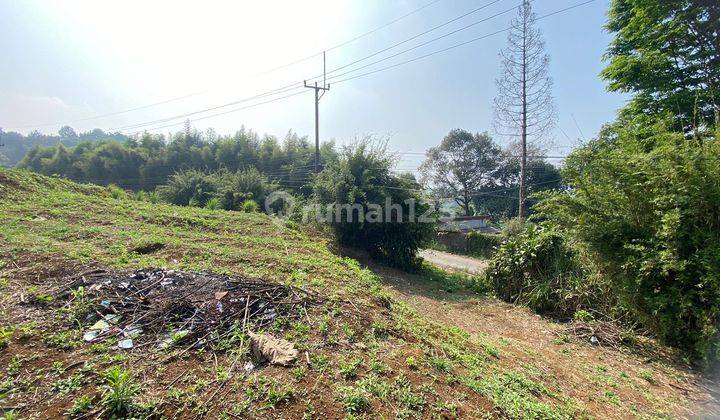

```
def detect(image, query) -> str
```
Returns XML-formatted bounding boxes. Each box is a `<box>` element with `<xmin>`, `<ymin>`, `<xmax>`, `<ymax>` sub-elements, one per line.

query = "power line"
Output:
<box><xmin>5</xmin><ymin>0</ymin><xmax>445</xmax><ymax>131</ymax></box>
<box><xmin>126</xmin><ymin>0</ymin><xmax>596</xmax><ymax>133</ymax></box>
<box><xmin>114</xmin><ymin>0</ymin><xmax>517</xmax><ymax>134</ymax></box>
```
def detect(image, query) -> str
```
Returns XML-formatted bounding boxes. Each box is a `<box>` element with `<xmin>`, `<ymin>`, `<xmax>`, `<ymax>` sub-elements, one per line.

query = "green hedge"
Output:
<box><xmin>466</xmin><ymin>232</ymin><xmax>502</xmax><ymax>258</ymax></box>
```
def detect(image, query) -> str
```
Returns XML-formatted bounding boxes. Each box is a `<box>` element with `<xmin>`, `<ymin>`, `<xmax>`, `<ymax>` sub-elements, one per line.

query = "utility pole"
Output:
<box><xmin>304</xmin><ymin>51</ymin><xmax>330</xmax><ymax>173</ymax></box>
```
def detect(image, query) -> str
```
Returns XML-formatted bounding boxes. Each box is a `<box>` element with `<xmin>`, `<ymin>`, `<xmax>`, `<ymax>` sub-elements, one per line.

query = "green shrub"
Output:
<box><xmin>217</xmin><ymin>168</ymin><xmax>275</xmax><ymax>211</ymax></box>
<box><xmin>205</xmin><ymin>197</ymin><xmax>220</xmax><ymax>210</ymax></box>
<box><xmin>101</xmin><ymin>366</ymin><xmax>138</xmax><ymax>416</ymax></box>
<box><xmin>501</xmin><ymin>217</ymin><xmax>525</xmax><ymax>238</ymax></box>
<box><xmin>313</xmin><ymin>140</ymin><xmax>435</xmax><ymax>268</ymax></box>
<box><xmin>534</xmin><ymin>120</ymin><xmax>720</xmax><ymax>364</ymax></box>
<box><xmin>486</xmin><ymin>224</ymin><xmax>594</xmax><ymax>318</ymax></box>
<box><xmin>158</xmin><ymin>170</ymin><xmax>218</xmax><ymax>207</ymax></box>
<box><xmin>107</xmin><ymin>184</ymin><xmax>127</xmax><ymax>200</ymax></box>
<box><xmin>466</xmin><ymin>232</ymin><xmax>501</xmax><ymax>258</ymax></box>
<box><xmin>241</xmin><ymin>199</ymin><xmax>259</xmax><ymax>213</ymax></box>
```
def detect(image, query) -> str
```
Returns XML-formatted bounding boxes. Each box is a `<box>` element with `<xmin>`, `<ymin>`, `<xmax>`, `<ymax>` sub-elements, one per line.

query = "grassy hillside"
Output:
<box><xmin>0</xmin><ymin>169</ymin><xmax>706</xmax><ymax>418</ymax></box>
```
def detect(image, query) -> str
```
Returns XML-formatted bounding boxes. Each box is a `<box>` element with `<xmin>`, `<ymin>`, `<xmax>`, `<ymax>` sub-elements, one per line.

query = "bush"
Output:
<box><xmin>313</xmin><ymin>140</ymin><xmax>435</xmax><ymax>268</ymax></box>
<box><xmin>107</xmin><ymin>184</ymin><xmax>127</xmax><ymax>200</ymax></box>
<box><xmin>486</xmin><ymin>224</ymin><xmax>594</xmax><ymax>318</ymax></box>
<box><xmin>156</xmin><ymin>168</ymin><xmax>275</xmax><ymax>212</ymax></box>
<box><xmin>466</xmin><ymin>232</ymin><xmax>501</xmax><ymax>258</ymax></box>
<box><xmin>217</xmin><ymin>168</ymin><xmax>275</xmax><ymax>211</ymax></box>
<box><xmin>205</xmin><ymin>197</ymin><xmax>220</xmax><ymax>210</ymax></box>
<box><xmin>158</xmin><ymin>170</ymin><xmax>218</xmax><ymax>207</ymax></box>
<box><xmin>534</xmin><ymin>120</ymin><xmax>720</xmax><ymax>364</ymax></box>
<box><xmin>241</xmin><ymin>199</ymin><xmax>259</xmax><ymax>213</ymax></box>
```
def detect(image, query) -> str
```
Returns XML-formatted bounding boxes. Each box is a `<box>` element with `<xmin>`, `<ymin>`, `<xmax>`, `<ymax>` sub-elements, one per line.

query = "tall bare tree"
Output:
<box><xmin>494</xmin><ymin>0</ymin><xmax>556</xmax><ymax>219</ymax></box>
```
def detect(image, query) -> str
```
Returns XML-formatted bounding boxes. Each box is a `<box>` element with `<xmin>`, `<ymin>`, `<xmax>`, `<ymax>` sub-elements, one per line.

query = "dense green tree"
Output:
<box><xmin>602</xmin><ymin>0</ymin><xmax>720</xmax><ymax>130</ymax></box>
<box><xmin>474</xmin><ymin>158</ymin><xmax>561</xmax><ymax>220</ymax></box>
<box><xmin>420</xmin><ymin>129</ymin><xmax>502</xmax><ymax>216</ymax></box>
<box><xmin>314</xmin><ymin>140</ymin><xmax>435</xmax><ymax>268</ymax></box>
<box><xmin>16</xmin><ymin>125</ymin><xmax>337</xmax><ymax>192</ymax></box>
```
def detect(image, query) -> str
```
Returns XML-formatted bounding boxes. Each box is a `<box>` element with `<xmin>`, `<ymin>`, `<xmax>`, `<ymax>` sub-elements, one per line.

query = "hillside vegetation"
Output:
<box><xmin>0</xmin><ymin>169</ymin><xmax>714</xmax><ymax>418</ymax></box>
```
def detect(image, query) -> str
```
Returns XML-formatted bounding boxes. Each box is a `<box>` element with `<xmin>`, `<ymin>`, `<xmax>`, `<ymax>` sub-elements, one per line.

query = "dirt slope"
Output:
<box><xmin>0</xmin><ymin>168</ymin><xmax>716</xmax><ymax>419</ymax></box>
<box><xmin>370</xmin><ymin>261</ymin><xmax>720</xmax><ymax>419</ymax></box>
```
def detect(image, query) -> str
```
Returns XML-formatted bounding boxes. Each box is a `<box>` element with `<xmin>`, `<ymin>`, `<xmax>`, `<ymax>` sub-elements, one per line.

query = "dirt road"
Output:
<box><xmin>418</xmin><ymin>249</ymin><xmax>488</xmax><ymax>274</ymax></box>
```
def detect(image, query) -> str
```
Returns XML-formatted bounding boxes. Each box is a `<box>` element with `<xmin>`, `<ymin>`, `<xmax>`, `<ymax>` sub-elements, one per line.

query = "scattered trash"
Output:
<box><xmin>118</xmin><ymin>338</ymin><xmax>134</xmax><ymax>349</ymax></box>
<box><xmin>248</xmin><ymin>332</ymin><xmax>298</xmax><ymax>366</ymax></box>
<box><xmin>123</xmin><ymin>325</ymin><xmax>142</xmax><ymax>338</ymax></box>
<box><xmin>83</xmin><ymin>330</ymin><xmax>99</xmax><ymax>342</ymax></box>
<box><xmin>53</xmin><ymin>268</ymin><xmax>321</xmax><ymax>353</ymax></box>
<box><xmin>243</xmin><ymin>361</ymin><xmax>255</xmax><ymax>372</ymax></box>
<box><xmin>590</xmin><ymin>336</ymin><xmax>599</xmax><ymax>345</ymax></box>
<box><xmin>89</xmin><ymin>320</ymin><xmax>109</xmax><ymax>331</ymax></box>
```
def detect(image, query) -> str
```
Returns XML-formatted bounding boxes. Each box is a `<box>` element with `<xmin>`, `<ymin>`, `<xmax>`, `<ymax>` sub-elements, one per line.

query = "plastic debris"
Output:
<box><xmin>53</xmin><ymin>268</ymin><xmax>320</xmax><ymax>354</ymax></box>
<box><xmin>123</xmin><ymin>325</ymin><xmax>143</xmax><ymax>338</ymax></box>
<box><xmin>83</xmin><ymin>330</ymin><xmax>99</xmax><ymax>342</ymax></box>
<box><xmin>243</xmin><ymin>361</ymin><xmax>255</xmax><ymax>373</ymax></box>
<box><xmin>118</xmin><ymin>338</ymin><xmax>134</xmax><ymax>349</ymax></box>
<box><xmin>89</xmin><ymin>320</ymin><xmax>109</xmax><ymax>331</ymax></box>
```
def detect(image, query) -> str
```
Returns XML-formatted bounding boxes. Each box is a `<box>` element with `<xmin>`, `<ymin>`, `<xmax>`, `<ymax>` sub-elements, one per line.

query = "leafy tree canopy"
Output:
<box><xmin>602</xmin><ymin>0</ymin><xmax>720</xmax><ymax>130</ymax></box>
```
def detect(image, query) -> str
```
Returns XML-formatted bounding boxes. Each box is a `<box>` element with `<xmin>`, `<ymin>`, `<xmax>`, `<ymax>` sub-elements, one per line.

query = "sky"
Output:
<box><xmin>0</xmin><ymin>0</ymin><xmax>626</xmax><ymax>171</ymax></box>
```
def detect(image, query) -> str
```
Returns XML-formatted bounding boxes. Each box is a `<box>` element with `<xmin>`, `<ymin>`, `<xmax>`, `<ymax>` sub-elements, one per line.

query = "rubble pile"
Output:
<box><xmin>56</xmin><ymin>268</ymin><xmax>319</xmax><ymax>351</ymax></box>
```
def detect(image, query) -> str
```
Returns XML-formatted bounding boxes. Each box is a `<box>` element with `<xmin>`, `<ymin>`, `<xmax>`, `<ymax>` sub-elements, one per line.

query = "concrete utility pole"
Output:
<box><xmin>304</xmin><ymin>51</ymin><xmax>330</xmax><ymax>173</ymax></box>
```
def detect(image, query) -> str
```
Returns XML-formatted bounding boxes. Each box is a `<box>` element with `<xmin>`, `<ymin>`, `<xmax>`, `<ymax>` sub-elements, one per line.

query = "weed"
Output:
<box><xmin>51</xmin><ymin>360</ymin><xmax>65</xmax><ymax>375</ymax></box>
<box><xmin>573</xmin><ymin>310</ymin><xmax>594</xmax><ymax>322</ymax></box>
<box><xmin>639</xmin><ymin>369</ymin><xmax>656</xmax><ymax>384</ymax></box>
<box><xmin>67</xmin><ymin>394</ymin><xmax>94</xmax><ymax>416</ymax></box>
<box><xmin>391</xmin><ymin>374</ymin><xmax>425</xmax><ymax>411</ymax></box>
<box><xmin>0</xmin><ymin>327</ymin><xmax>14</xmax><ymax>349</ymax></box>
<box><xmin>553</xmin><ymin>334</ymin><xmax>571</xmax><ymax>345</ymax></box>
<box><xmin>291</xmin><ymin>366</ymin><xmax>307</xmax><ymax>380</ymax></box>
<box><xmin>2</xmin><ymin>410</ymin><xmax>18</xmax><ymax>420</ymax></box>
<box><xmin>310</xmin><ymin>353</ymin><xmax>330</xmax><ymax>372</ymax></box>
<box><xmin>62</xmin><ymin>287</ymin><xmax>94</xmax><ymax>327</ymax></box>
<box><xmin>341</xmin><ymin>323</ymin><xmax>356</xmax><ymax>342</ymax></box>
<box><xmin>17</xmin><ymin>322</ymin><xmax>39</xmax><ymax>340</ymax></box>
<box><xmin>426</xmin><ymin>355</ymin><xmax>453</xmax><ymax>373</ymax></box>
<box><xmin>339</xmin><ymin>357</ymin><xmax>363</xmax><ymax>380</ymax></box>
<box><xmin>44</xmin><ymin>330</ymin><xmax>81</xmax><ymax>350</ymax></box>
<box><xmin>107</xmin><ymin>184</ymin><xmax>127</xmax><ymax>200</ymax></box>
<box><xmin>603</xmin><ymin>390</ymin><xmax>621</xmax><ymax>406</ymax></box>
<box><xmin>53</xmin><ymin>372</ymin><xmax>85</xmax><ymax>395</ymax></box>
<box><xmin>7</xmin><ymin>355</ymin><xmax>22</xmax><ymax>376</ymax></box>
<box><xmin>101</xmin><ymin>366</ymin><xmax>139</xmax><ymax>416</ymax></box>
<box><xmin>405</xmin><ymin>356</ymin><xmax>419</xmax><ymax>370</ymax></box>
<box><xmin>26</xmin><ymin>285</ymin><xmax>53</xmax><ymax>304</ymax></box>
<box><xmin>369</xmin><ymin>357</ymin><xmax>389</xmax><ymax>375</ymax></box>
<box><xmin>205</xmin><ymin>197</ymin><xmax>220</xmax><ymax>210</ymax></box>
<box><xmin>337</xmin><ymin>386</ymin><xmax>371</xmax><ymax>414</ymax></box>
<box><xmin>371</xmin><ymin>320</ymin><xmax>390</xmax><ymax>339</ymax></box>
<box><xmin>358</xmin><ymin>374</ymin><xmax>390</xmax><ymax>399</ymax></box>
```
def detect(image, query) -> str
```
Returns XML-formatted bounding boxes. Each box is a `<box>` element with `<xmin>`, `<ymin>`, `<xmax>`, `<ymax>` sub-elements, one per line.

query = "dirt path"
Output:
<box><xmin>418</xmin><ymin>249</ymin><xmax>488</xmax><ymax>274</ymax></box>
<box><xmin>369</xmin><ymin>262</ymin><xmax>719</xmax><ymax>419</ymax></box>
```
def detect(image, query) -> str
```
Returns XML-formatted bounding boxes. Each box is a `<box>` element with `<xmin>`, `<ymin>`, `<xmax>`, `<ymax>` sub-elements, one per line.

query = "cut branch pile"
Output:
<box><xmin>561</xmin><ymin>320</ymin><xmax>626</xmax><ymax>349</ymax></box>
<box><xmin>55</xmin><ymin>268</ymin><xmax>320</xmax><ymax>351</ymax></box>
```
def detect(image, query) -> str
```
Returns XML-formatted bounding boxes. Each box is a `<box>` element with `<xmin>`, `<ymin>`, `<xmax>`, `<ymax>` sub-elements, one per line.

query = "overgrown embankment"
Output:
<box><xmin>0</xmin><ymin>169</ymin><xmax>712</xmax><ymax>418</ymax></box>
